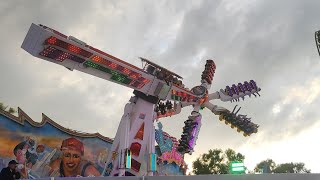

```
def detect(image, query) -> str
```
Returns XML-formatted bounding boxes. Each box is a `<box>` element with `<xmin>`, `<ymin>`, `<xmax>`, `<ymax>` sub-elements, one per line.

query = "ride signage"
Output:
<box><xmin>230</xmin><ymin>161</ymin><xmax>245</xmax><ymax>174</ymax></box>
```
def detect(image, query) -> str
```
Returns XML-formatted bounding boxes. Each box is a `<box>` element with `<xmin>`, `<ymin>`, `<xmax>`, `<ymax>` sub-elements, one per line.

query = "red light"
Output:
<box><xmin>92</xmin><ymin>55</ymin><xmax>103</xmax><ymax>62</ymax></box>
<box><xmin>68</xmin><ymin>44</ymin><xmax>81</xmax><ymax>54</ymax></box>
<box><xmin>44</xmin><ymin>36</ymin><xmax>93</xmax><ymax>58</ymax></box>
<box><xmin>39</xmin><ymin>46</ymin><xmax>85</xmax><ymax>63</ymax></box>
<box><xmin>130</xmin><ymin>142</ymin><xmax>141</xmax><ymax>157</ymax></box>
<box><xmin>122</xmin><ymin>68</ymin><xmax>131</xmax><ymax>75</ymax></box>
<box><xmin>142</xmin><ymin>78</ymin><xmax>150</xmax><ymax>84</ymax></box>
<box><xmin>91</xmin><ymin>55</ymin><xmax>112</xmax><ymax>66</ymax></box>
<box><xmin>130</xmin><ymin>74</ymin><xmax>138</xmax><ymax>79</ymax></box>
<box><xmin>47</xmin><ymin>37</ymin><xmax>57</xmax><ymax>44</ymax></box>
<box><xmin>182</xmin><ymin>92</ymin><xmax>187</xmax><ymax>98</ymax></box>
<box><xmin>134</xmin><ymin>123</ymin><xmax>144</xmax><ymax>140</ymax></box>
<box><xmin>129</xmin><ymin>72</ymin><xmax>141</xmax><ymax>79</ymax></box>
<box><xmin>56</xmin><ymin>52</ymin><xmax>71</xmax><ymax>61</ymax></box>
<box><xmin>108</xmin><ymin>62</ymin><xmax>118</xmax><ymax>69</ymax></box>
<box><xmin>138</xmin><ymin>77</ymin><xmax>150</xmax><ymax>84</ymax></box>
<box><xmin>39</xmin><ymin>47</ymin><xmax>70</xmax><ymax>62</ymax></box>
<box><xmin>137</xmin><ymin>83</ymin><xmax>145</xmax><ymax>89</ymax></box>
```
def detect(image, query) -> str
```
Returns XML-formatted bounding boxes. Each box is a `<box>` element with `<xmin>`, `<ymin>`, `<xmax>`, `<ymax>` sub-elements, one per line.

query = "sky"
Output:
<box><xmin>1</xmin><ymin>0</ymin><xmax>320</xmax><ymax>174</ymax></box>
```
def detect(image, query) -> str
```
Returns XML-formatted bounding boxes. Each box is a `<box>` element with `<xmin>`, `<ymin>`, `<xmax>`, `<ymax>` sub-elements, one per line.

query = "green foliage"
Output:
<box><xmin>255</xmin><ymin>159</ymin><xmax>276</xmax><ymax>173</ymax></box>
<box><xmin>193</xmin><ymin>152</ymin><xmax>311</xmax><ymax>175</ymax></box>
<box><xmin>0</xmin><ymin>102</ymin><xmax>8</xmax><ymax>111</ymax></box>
<box><xmin>255</xmin><ymin>159</ymin><xmax>311</xmax><ymax>174</ymax></box>
<box><xmin>225</xmin><ymin>149</ymin><xmax>245</xmax><ymax>163</ymax></box>
<box><xmin>273</xmin><ymin>162</ymin><xmax>311</xmax><ymax>173</ymax></box>
<box><xmin>0</xmin><ymin>102</ymin><xmax>17</xmax><ymax>114</ymax></box>
<box><xmin>8</xmin><ymin>107</ymin><xmax>17</xmax><ymax>114</ymax></box>
<box><xmin>192</xmin><ymin>148</ymin><xmax>245</xmax><ymax>175</ymax></box>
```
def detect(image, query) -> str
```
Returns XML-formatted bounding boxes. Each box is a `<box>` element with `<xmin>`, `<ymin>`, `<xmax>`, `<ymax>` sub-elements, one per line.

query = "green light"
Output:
<box><xmin>171</xmin><ymin>95</ymin><xmax>182</xmax><ymax>101</ymax></box>
<box><xmin>171</xmin><ymin>95</ymin><xmax>175</xmax><ymax>99</ymax></box>
<box><xmin>149</xmin><ymin>153</ymin><xmax>157</xmax><ymax>172</ymax></box>
<box><xmin>231</xmin><ymin>162</ymin><xmax>244</xmax><ymax>168</ymax></box>
<box><xmin>84</xmin><ymin>61</ymin><xmax>100</xmax><ymax>69</ymax></box>
<box><xmin>126</xmin><ymin>150</ymin><xmax>131</xmax><ymax>169</ymax></box>
<box><xmin>84</xmin><ymin>61</ymin><xmax>132</xmax><ymax>84</ymax></box>
<box><xmin>230</xmin><ymin>161</ymin><xmax>245</xmax><ymax>174</ymax></box>
<box><xmin>111</xmin><ymin>70</ymin><xmax>120</xmax><ymax>76</ymax></box>
<box><xmin>232</xmin><ymin>167</ymin><xmax>245</xmax><ymax>171</ymax></box>
<box><xmin>111</xmin><ymin>74</ymin><xmax>125</xmax><ymax>82</ymax></box>
<box><xmin>110</xmin><ymin>70</ymin><xmax>132</xmax><ymax>84</ymax></box>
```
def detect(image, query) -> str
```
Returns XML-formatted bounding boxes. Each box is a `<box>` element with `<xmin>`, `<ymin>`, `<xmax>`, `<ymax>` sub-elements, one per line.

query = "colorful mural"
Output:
<box><xmin>0</xmin><ymin>108</ymin><xmax>186</xmax><ymax>178</ymax></box>
<box><xmin>155</xmin><ymin>122</ymin><xmax>188</xmax><ymax>176</ymax></box>
<box><xmin>0</xmin><ymin>108</ymin><xmax>112</xmax><ymax>178</ymax></box>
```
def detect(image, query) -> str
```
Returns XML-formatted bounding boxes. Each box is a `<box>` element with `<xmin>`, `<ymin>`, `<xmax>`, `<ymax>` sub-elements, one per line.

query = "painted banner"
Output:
<box><xmin>0</xmin><ymin>109</ymin><xmax>112</xmax><ymax>179</ymax></box>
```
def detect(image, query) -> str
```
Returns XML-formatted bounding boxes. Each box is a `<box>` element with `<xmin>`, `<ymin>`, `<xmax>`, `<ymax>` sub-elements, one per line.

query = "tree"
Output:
<box><xmin>254</xmin><ymin>160</ymin><xmax>311</xmax><ymax>174</ymax></box>
<box><xmin>225</xmin><ymin>148</ymin><xmax>245</xmax><ymax>163</ymax></box>
<box><xmin>255</xmin><ymin>159</ymin><xmax>276</xmax><ymax>173</ymax></box>
<box><xmin>8</xmin><ymin>107</ymin><xmax>17</xmax><ymax>114</ymax></box>
<box><xmin>0</xmin><ymin>102</ymin><xmax>17</xmax><ymax>114</ymax></box>
<box><xmin>273</xmin><ymin>163</ymin><xmax>311</xmax><ymax>173</ymax></box>
<box><xmin>192</xmin><ymin>148</ymin><xmax>245</xmax><ymax>175</ymax></box>
<box><xmin>0</xmin><ymin>102</ymin><xmax>8</xmax><ymax>111</ymax></box>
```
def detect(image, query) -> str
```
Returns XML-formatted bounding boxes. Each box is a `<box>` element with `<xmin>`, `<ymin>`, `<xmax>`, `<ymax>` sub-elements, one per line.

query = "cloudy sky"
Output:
<box><xmin>1</xmin><ymin>0</ymin><xmax>320</xmax><ymax>173</ymax></box>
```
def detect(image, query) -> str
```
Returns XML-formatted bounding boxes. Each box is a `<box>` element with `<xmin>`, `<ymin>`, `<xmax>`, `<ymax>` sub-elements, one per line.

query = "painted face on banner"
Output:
<box><xmin>16</xmin><ymin>149</ymin><xmax>27</xmax><ymax>164</ymax></box>
<box><xmin>36</xmin><ymin>145</ymin><xmax>45</xmax><ymax>153</ymax></box>
<box><xmin>62</xmin><ymin>149</ymin><xmax>82</xmax><ymax>173</ymax></box>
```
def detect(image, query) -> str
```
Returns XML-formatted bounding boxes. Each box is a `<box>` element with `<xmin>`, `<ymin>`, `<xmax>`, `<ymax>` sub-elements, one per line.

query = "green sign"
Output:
<box><xmin>230</xmin><ymin>161</ymin><xmax>245</xmax><ymax>174</ymax></box>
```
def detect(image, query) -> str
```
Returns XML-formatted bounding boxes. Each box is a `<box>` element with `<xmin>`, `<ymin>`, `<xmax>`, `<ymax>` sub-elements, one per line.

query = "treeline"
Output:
<box><xmin>192</xmin><ymin>148</ymin><xmax>310</xmax><ymax>175</ymax></box>
<box><xmin>0</xmin><ymin>102</ymin><xmax>17</xmax><ymax>114</ymax></box>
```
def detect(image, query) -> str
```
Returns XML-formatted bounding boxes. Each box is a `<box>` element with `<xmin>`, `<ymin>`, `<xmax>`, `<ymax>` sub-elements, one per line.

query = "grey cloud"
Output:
<box><xmin>1</xmin><ymin>0</ymin><xmax>320</xmax><ymax>172</ymax></box>
<box><xmin>155</xmin><ymin>0</ymin><xmax>320</xmax><ymax>145</ymax></box>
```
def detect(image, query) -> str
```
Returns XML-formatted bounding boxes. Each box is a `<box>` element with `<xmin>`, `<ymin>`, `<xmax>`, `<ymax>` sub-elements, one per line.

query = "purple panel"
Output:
<box><xmin>250</xmin><ymin>80</ymin><xmax>258</xmax><ymax>90</ymax></box>
<box><xmin>232</xmin><ymin>84</ymin><xmax>239</xmax><ymax>95</ymax></box>
<box><xmin>237</xmin><ymin>83</ymin><xmax>244</xmax><ymax>92</ymax></box>
<box><xmin>226</xmin><ymin>86</ymin><xmax>233</xmax><ymax>96</ymax></box>
<box><xmin>244</xmin><ymin>81</ymin><xmax>252</xmax><ymax>91</ymax></box>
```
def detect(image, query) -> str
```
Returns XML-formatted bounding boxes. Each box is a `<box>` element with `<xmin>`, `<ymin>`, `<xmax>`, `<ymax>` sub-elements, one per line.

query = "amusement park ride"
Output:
<box><xmin>21</xmin><ymin>23</ymin><xmax>261</xmax><ymax>177</ymax></box>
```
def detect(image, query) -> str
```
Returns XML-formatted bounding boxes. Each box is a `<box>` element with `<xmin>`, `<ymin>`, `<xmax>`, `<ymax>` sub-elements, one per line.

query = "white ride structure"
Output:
<box><xmin>21</xmin><ymin>23</ymin><xmax>261</xmax><ymax>177</ymax></box>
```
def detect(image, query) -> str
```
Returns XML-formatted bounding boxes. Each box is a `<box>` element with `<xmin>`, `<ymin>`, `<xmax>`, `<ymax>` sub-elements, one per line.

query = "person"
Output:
<box><xmin>13</xmin><ymin>141</ymin><xmax>38</xmax><ymax>178</ymax></box>
<box><xmin>36</xmin><ymin>144</ymin><xmax>47</xmax><ymax>161</ymax></box>
<box><xmin>49</xmin><ymin>137</ymin><xmax>101</xmax><ymax>177</ymax></box>
<box><xmin>0</xmin><ymin>160</ymin><xmax>21</xmax><ymax>180</ymax></box>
